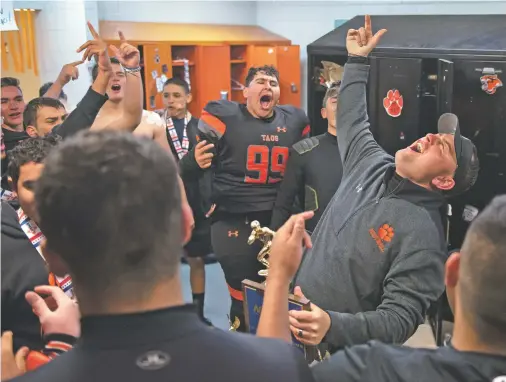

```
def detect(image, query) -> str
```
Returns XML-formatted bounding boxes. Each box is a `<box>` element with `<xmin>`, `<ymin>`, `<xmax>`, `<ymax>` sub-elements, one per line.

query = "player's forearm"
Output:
<box><xmin>257</xmin><ymin>273</ymin><xmax>292</xmax><ymax>343</ymax></box>
<box><xmin>42</xmin><ymin>80</ymin><xmax>65</xmax><ymax>100</ymax></box>
<box><xmin>91</xmin><ymin>69</ymin><xmax>111</xmax><ymax>96</ymax></box>
<box><xmin>51</xmin><ymin>87</ymin><xmax>108</xmax><ymax>138</ymax></box>
<box><xmin>119</xmin><ymin>71</ymin><xmax>143</xmax><ymax>131</ymax></box>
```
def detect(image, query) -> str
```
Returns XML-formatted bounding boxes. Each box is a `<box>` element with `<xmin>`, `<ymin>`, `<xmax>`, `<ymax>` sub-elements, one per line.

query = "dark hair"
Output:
<box><xmin>23</xmin><ymin>97</ymin><xmax>65</xmax><ymax>128</ymax></box>
<box><xmin>460</xmin><ymin>195</ymin><xmax>506</xmax><ymax>347</ymax></box>
<box><xmin>163</xmin><ymin>77</ymin><xmax>190</xmax><ymax>94</ymax></box>
<box><xmin>245</xmin><ymin>65</ymin><xmax>280</xmax><ymax>87</ymax></box>
<box><xmin>322</xmin><ymin>83</ymin><xmax>340</xmax><ymax>107</ymax></box>
<box><xmin>1</xmin><ymin>77</ymin><xmax>22</xmax><ymax>92</ymax></box>
<box><xmin>7</xmin><ymin>135</ymin><xmax>61</xmax><ymax>187</ymax></box>
<box><xmin>35</xmin><ymin>131</ymin><xmax>182</xmax><ymax>300</ymax></box>
<box><xmin>39</xmin><ymin>82</ymin><xmax>67</xmax><ymax>100</ymax></box>
<box><xmin>91</xmin><ymin>57</ymin><xmax>121</xmax><ymax>81</ymax></box>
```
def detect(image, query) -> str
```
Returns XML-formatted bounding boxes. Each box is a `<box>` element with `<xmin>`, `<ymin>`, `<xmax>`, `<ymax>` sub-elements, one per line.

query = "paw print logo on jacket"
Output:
<box><xmin>369</xmin><ymin>224</ymin><xmax>395</xmax><ymax>252</ymax></box>
<box><xmin>383</xmin><ymin>89</ymin><xmax>403</xmax><ymax>118</ymax></box>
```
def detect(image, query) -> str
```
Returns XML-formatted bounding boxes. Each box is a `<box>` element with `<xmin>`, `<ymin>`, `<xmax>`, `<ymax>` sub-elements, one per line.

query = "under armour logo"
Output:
<box><xmin>136</xmin><ymin>351</ymin><xmax>170</xmax><ymax>371</ymax></box>
<box><xmin>228</xmin><ymin>230</ymin><xmax>239</xmax><ymax>237</ymax></box>
<box><xmin>277</xmin><ymin>127</ymin><xmax>287</xmax><ymax>133</ymax></box>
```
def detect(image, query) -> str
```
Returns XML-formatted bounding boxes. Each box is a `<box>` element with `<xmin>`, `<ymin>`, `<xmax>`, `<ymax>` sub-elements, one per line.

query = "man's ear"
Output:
<box><xmin>321</xmin><ymin>108</ymin><xmax>327</xmax><ymax>120</ymax></box>
<box><xmin>431</xmin><ymin>176</ymin><xmax>455</xmax><ymax>191</ymax></box>
<box><xmin>25</xmin><ymin>125</ymin><xmax>38</xmax><ymax>138</ymax></box>
<box><xmin>242</xmin><ymin>86</ymin><xmax>249</xmax><ymax>99</ymax></box>
<box><xmin>7</xmin><ymin>176</ymin><xmax>17</xmax><ymax>194</ymax></box>
<box><xmin>41</xmin><ymin>240</ymin><xmax>69</xmax><ymax>278</ymax></box>
<box><xmin>445</xmin><ymin>250</ymin><xmax>461</xmax><ymax>315</ymax></box>
<box><xmin>186</xmin><ymin>93</ymin><xmax>193</xmax><ymax>104</ymax></box>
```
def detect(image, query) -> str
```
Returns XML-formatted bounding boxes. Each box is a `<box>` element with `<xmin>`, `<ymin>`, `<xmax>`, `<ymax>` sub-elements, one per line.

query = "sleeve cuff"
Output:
<box><xmin>79</xmin><ymin>86</ymin><xmax>108</xmax><ymax>113</ymax></box>
<box><xmin>347</xmin><ymin>56</ymin><xmax>369</xmax><ymax>65</ymax></box>
<box><xmin>43</xmin><ymin>333</ymin><xmax>78</xmax><ymax>347</ymax></box>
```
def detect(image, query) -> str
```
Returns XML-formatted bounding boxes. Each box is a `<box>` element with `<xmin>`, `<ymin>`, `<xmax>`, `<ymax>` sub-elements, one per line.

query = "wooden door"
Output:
<box><xmin>276</xmin><ymin>45</ymin><xmax>301</xmax><ymax>107</ymax></box>
<box><xmin>247</xmin><ymin>46</ymin><xmax>277</xmax><ymax>68</ymax></box>
<box><xmin>194</xmin><ymin>45</ymin><xmax>231</xmax><ymax>115</ymax></box>
<box><xmin>142</xmin><ymin>43</ymin><xmax>172</xmax><ymax>111</ymax></box>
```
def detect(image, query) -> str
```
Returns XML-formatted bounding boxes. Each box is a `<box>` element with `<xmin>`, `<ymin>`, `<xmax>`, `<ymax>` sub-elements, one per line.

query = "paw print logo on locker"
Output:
<box><xmin>383</xmin><ymin>89</ymin><xmax>404</xmax><ymax>118</ymax></box>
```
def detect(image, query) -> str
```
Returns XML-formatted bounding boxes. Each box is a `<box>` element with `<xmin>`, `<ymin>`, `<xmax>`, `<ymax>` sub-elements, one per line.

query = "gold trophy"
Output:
<box><xmin>240</xmin><ymin>221</ymin><xmax>316</xmax><ymax>361</ymax></box>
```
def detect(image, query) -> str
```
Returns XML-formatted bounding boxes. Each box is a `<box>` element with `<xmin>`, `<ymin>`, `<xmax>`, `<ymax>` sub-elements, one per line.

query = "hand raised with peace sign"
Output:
<box><xmin>110</xmin><ymin>31</ymin><xmax>140</xmax><ymax>69</ymax></box>
<box><xmin>346</xmin><ymin>15</ymin><xmax>387</xmax><ymax>57</ymax></box>
<box><xmin>76</xmin><ymin>21</ymin><xmax>112</xmax><ymax>74</ymax></box>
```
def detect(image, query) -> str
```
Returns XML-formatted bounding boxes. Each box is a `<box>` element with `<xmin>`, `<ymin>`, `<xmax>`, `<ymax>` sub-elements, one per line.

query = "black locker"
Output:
<box><xmin>307</xmin><ymin>15</ymin><xmax>506</xmax><ymax>250</ymax></box>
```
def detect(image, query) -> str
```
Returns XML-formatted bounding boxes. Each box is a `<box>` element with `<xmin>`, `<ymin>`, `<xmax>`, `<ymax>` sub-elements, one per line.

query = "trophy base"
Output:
<box><xmin>241</xmin><ymin>279</ymin><xmax>319</xmax><ymax>362</ymax></box>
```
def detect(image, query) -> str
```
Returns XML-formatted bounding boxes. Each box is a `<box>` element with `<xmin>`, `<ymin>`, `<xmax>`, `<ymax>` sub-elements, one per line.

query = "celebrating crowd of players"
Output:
<box><xmin>1</xmin><ymin>15</ymin><xmax>505</xmax><ymax>382</ymax></box>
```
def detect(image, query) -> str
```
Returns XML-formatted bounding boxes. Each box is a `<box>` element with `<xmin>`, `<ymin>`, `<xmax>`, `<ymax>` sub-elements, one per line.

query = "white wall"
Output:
<box><xmin>98</xmin><ymin>1</ymin><xmax>257</xmax><ymax>25</ymax></box>
<box><xmin>256</xmin><ymin>0</ymin><xmax>506</xmax><ymax>110</ymax></box>
<box><xmin>12</xmin><ymin>0</ymin><xmax>95</xmax><ymax>106</ymax></box>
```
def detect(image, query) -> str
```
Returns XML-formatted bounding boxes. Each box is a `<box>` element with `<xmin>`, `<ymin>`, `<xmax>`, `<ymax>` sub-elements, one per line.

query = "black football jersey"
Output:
<box><xmin>198</xmin><ymin>100</ymin><xmax>310</xmax><ymax>214</ymax></box>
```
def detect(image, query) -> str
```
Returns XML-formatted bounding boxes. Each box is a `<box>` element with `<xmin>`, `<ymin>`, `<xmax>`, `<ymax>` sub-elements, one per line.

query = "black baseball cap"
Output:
<box><xmin>437</xmin><ymin>113</ymin><xmax>479</xmax><ymax>196</ymax></box>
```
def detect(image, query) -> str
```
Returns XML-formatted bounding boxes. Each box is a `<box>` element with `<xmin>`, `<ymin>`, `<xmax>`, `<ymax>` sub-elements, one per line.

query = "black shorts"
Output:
<box><xmin>184</xmin><ymin>218</ymin><xmax>212</xmax><ymax>258</ymax></box>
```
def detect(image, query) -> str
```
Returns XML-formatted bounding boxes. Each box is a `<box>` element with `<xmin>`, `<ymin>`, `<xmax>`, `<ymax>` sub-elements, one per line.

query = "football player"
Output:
<box><xmin>180</xmin><ymin>65</ymin><xmax>310</xmax><ymax>331</ymax></box>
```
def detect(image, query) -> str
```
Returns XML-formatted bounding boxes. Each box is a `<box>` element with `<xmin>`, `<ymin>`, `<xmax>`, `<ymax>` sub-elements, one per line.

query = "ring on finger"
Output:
<box><xmin>298</xmin><ymin>329</ymin><xmax>303</xmax><ymax>338</ymax></box>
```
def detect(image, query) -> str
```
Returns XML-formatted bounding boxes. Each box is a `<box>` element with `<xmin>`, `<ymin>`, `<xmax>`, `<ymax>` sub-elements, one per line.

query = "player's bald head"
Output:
<box><xmin>459</xmin><ymin>195</ymin><xmax>506</xmax><ymax>346</ymax></box>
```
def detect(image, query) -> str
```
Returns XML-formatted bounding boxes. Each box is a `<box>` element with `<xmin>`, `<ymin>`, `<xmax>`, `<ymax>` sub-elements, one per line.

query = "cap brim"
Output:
<box><xmin>438</xmin><ymin>113</ymin><xmax>462</xmax><ymax>165</ymax></box>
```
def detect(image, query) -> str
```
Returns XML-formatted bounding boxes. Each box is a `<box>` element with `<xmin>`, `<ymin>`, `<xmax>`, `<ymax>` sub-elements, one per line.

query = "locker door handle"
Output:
<box><xmin>291</xmin><ymin>83</ymin><xmax>298</xmax><ymax>93</ymax></box>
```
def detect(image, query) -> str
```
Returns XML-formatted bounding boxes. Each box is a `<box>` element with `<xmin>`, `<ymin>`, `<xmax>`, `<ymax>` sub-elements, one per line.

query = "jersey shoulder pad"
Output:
<box><xmin>293</xmin><ymin>137</ymin><xmax>319</xmax><ymax>155</ymax></box>
<box><xmin>204</xmin><ymin>100</ymin><xmax>240</xmax><ymax>119</ymax></box>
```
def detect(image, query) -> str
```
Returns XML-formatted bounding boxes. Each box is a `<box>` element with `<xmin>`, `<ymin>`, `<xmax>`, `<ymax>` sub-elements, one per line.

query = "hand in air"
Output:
<box><xmin>194</xmin><ymin>140</ymin><xmax>214</xmax><ymax>169</ymax></box>
<box><xmin>56</xmin><ymin>60</ymin><xmax>83</xmax><ymax>86</ymax></box>
<box><xmin>289</xmin><ymin>287</ymin><xmax>331</xmax><ymax>346</ymax></box>
<box><xmin>269</xmin><ymin>211</ymin><xmax>313</xmax><ymax>281</ymax></box>
<box><xmin>77</xmin><ymin>22</ymin><xmax>111</xmax><ymax>74</ymax></box>
<box><xmin>1</xmin><ymin>331</ymin><xmax>29</xmax><ymax>381</ymax></box>
<box><xmin>346</xmin><ymin>15</ymin><xmax>387</xmax><ymax>57</ymax></box>
<box><xmin>25</xmin><ymin>286</ymin><xmax>81</xmax><ymax>338</ymax></box>
<box><xmin>110</xmin><ymin>31</ymin><xmax>140</xmax><ymax>69</ymax></box>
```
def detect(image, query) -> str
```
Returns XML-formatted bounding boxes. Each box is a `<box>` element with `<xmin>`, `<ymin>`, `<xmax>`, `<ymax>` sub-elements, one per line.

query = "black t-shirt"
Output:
<box><xmin>1</xmin><ymin>201</ymin><xmax>48</xmax><ymax>352</ymax></box>
<box><xmin>15</xmin><ymin>304</ymin><xmax>314</xmax><ymax>382</ymax></box>
<box><xmin>271</xmin><ymin>132</ymin><xmax>343</xmax><ymax>232</ymax></box>
<box><xmin>311</xmin><ymin>341</ymin><xmax>506</xmax><ymax>382</ymax></box>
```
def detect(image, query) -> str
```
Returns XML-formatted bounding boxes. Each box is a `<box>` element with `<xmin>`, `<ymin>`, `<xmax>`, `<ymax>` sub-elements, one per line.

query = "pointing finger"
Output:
<box><xmin>1</xmin><ymin>331</ymin><xmax>14</xmax><ymax>354</ymax></box>
<box><xmin>371</xmin><ymin>29</ymin><xmax>388</xmax><ymax>45</ymax></box>
<box><xmin>118</xmin><ymin>30</ymin><xmax>126</xmax><ymax>42</ymax></box>
<box><xmin>76</xmin><ymin>40</ymin><xmax>92</xmax><ymax>53</ymax></box>
<box><xmin>69</xmin><ymin>60</ymin><xmax>84</xmax><ymax>67</ymax></box>
<box><xmin>87</xmin><ymin>21</ymin><xmax>99</xmax><ymax>39</ymax></box>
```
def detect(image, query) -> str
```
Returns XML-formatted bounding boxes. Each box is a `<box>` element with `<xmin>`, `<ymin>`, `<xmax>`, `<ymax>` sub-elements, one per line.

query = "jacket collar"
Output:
<box><xmin>383</xmin><ymin>166</ymin><xmax>446</xmax><ymax>212</ymax></box>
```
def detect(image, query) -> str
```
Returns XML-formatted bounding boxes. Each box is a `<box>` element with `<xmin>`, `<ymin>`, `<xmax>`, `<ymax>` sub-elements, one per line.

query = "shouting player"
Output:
<box><xmin>180</xmin><ymin>65</ymin><xmax>310</xmax><ymax>331</ymax></box>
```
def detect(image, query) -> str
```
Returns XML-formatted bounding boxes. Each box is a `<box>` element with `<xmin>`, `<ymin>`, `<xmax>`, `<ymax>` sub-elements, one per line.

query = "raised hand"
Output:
<box><xmin>346</xmin><ymin>15</ymin><xmax>387</xmax><ymax>57</ymax></box>
<box><xmin>25</xmin><ymin>286</ymin><xmax>81</xmax><ymax>338</ymax></box>
<box><xmin>76</xmin><ymin>21</ymin><xmax>112</xmax><ymax>74</ymax></box>
<box><xmin>269</xmin><ymin>211</ymin><xmax>314</xmax><ymax>281</ymax></box>
<box><xmin>56</xmin><ymin>60</ymin><xmax>83</xmax><ymax>86</ymax></box>
<box><xmin>110</xmin><ymin>31</ymin><xmax>140</xmax><ymax>69</ymax></box>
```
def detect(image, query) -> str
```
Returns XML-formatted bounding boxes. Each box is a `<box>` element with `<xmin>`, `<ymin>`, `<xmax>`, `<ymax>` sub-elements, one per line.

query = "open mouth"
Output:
<box><xmin>9</xmin><ymin>112</ymin><xmax>21</xmax><ymax>119</ymax></box>
<box><xmin>111</xmin><ymin>84</ymin><xmax>121</xmax><ymax>92</ymax></box>
<box><xmin>260</xmin><ymin>94</ymin><xmax>272</xmax><ymax>109</ymax></box>
<box><xmin>409</xmin><ymin>140</ymin><xmax>425</xmax><ymax>154</ymax></box>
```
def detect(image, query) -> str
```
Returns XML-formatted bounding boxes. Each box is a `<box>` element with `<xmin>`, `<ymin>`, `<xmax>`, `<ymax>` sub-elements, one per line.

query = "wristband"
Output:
<box><xmin>124</xmin><ymin>66</ymin><xmax>142</xmax><ymax>74</ymax></box>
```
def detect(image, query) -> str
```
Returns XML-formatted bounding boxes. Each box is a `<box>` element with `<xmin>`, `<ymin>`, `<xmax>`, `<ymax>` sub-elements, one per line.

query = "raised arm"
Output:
<box><xmin>337</xmin><ymin>16</ymin><xmax>387</xmax><ymax>169</ymax></box>
<box><xmin>42</xmin><ymin>61</ymin><xmax>83</xmax><ymax>101</ymax></box>
<box><xmin>101</xmin><ymin>31</ymin><xmax>143</xmax><ymax>132</ymax></box>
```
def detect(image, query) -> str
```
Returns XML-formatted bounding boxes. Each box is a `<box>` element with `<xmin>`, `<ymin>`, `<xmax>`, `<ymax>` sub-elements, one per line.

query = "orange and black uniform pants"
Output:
<box><xmin>210</xmin><ymin>211</ymin><xmax>272</xmax><ymax>332</ymax></box>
